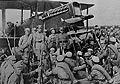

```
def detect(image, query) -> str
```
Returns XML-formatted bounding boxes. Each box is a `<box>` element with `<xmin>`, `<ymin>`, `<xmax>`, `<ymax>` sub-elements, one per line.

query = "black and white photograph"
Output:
<box><xmin>0</xmin><ymin>0</ymin><xmax>120</xmax><ymax>84</ymax></box>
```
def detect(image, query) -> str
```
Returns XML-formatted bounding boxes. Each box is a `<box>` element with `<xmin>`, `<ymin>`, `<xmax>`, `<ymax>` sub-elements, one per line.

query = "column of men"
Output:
<box><xmin>2</xmin><ymin>25</ymin><xmax>120</xmax><ymax>84</ymax></box>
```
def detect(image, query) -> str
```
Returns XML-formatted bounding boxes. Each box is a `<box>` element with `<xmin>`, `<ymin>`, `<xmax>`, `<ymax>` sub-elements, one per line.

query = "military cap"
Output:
<box><xmin>65</xmin><ymin>52</ymin><xmax>72</xmax><ymax>57</ymax></box>
<box><xmin>88</xmin><ymin>48</ymin><xmax>93</xmax><ymax>52</ymax></box>
<box><xmin>57</xmin><ymin>55</ymin><xmax>64</xmax><ymax>61</ymax></box>
<box><xmin>50</xmin><ymin>48</ymin><xmax>55</xmax><ymax>51</ymax></box>
<box><xmin>25</xmin><ymin>28</ymin><xmax>30</xmax><ymax>31</ymax></box>
<box><xmin>77</xmin><ymin>51</ymin><xmax>82</xmax><ymax>56</ymax></box>
<box><xmin>44</xmin><ymin>29</ymin><xmax>47</xmax><ymax>32</ymax></box>
<box><xmin>110</xmin><ymin>37</ymin><xmax>116</xmax><ymax>42</ymax></box>
<box><xmin>59</xmin><ymin>27</ymin><xmax>64</xmax><ymax>31</ymax></box>
<box><xmin>50</xmin><ymin>28</ymin><xmax>54</xmax><ymax>31</ymax></box>
<box><xmin>37</xmin><ymin>25</ymin><xmax>42</xmax><ymax>29</ymax></box>
<box><xmin>91</xmin><ymin>56</ymin><xmax>100</xmax><ymax>63</ymax></box>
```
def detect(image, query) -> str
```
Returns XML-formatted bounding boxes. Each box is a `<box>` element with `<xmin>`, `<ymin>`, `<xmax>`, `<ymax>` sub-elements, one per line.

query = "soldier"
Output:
<box><xmin>88</xmin><ymin>56</ymin><xmax>111</xmax><ymax>84</ymax></box>
<box><xmin>55</xmin><ymin>27</ymin><xmax>69</xmax><ymax>56</ymax></box>
<box><xmin>73</xmin><ymin>51</ymin><xmax>87</xmax><ymax>79</ymax></box>
<box><xmin>56</xmin><ymin>27</ymin><xmax>69</xmax><ymax>48</ymax></box>
<box><xmin>13</xmin><ymin>51</ymin><xmax>38</xmax><ymax>84</ymax></box>
<box><xmin>33</xmin><ymin>25</ymin><xmax>45</xmax><ymax>61</ymax></box>
<box><xmin>48</xmin><ymin>28</ymin><xmax>57</xmax><ymax>49</ymax></box>
<box><xmin>45</xmin><ymin>55</ymin><xmax>79</xmax><ymax>84</ymax></box>
<box><xmin>109</xmin><ymin>66</ymin><xmax>120</xmax><ymax>84</ymax></box>
<box><xmin>1</xmin><ymin>47</ymin><xmax>23</xmax><ymax>84</ymax></box>
<box><xmin>28</xmin><ymin>27</ymin><xmax>37</xmax><ymax>44</ymax></box>
<box><xmin>19</xmin><ymin>27</ymin><xmax>37</xmax><ymax>50</ymax></box>
<box><xmin>18</xmin><ymin>28</ymin><xmax>30</xmax><ymax>49</ymax></box>
<box><xmin>49</xmin><ymin>48</ymin><xmax>56</xmax><ymax>65</ymax></box>
<box><xmin>1</xmin><ymin>56</ymin><xmax>17</xmax><ymax>84</ymax></box>
<box><xmin>94</xmin><ymin>25</ymin><xmax>101</xmax><ymax>39</ymax></box>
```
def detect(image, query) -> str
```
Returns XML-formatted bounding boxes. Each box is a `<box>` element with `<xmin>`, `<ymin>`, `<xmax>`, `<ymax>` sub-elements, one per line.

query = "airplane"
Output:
<box><xmin>0</xmin><ymin>0</ymin><xmax>94</xmax><ymax>55</ymax></box>
<box><xmin>0</xmin><ymin>0</ymin><xmax>69</xmax><ymax>52</ymax></box>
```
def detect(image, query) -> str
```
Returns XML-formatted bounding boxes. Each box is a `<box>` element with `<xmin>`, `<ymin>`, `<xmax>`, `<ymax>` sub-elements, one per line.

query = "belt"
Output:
<box><xmin>36</xmin><ymin>40</ymin><xmax>42</xmax><ymax>43</ymax></box>
<box><xmin>58</xmin><ymin>78</ymin><xmax>71</xmax><ymax>81</ymax></box>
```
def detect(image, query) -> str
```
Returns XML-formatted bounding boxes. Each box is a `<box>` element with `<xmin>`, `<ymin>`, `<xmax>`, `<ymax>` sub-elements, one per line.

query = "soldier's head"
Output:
<box><xmin>12</xmin><ymin>47</ymin><xmax>23</xmax><ymax>61</ymax></box>
<box><xmin>88</xmin><ymin>48</ymin><xmax>93</xmax><ymax>54</ymax></box>
<box><xmin>57</xmin><ymin>55</ymin><xmax>64</xmax><ymax>62</ymax></box>
<box><xmin>94</xmin><ymin>25</ymin><xmax>100</xmax><ymax>31</ymax></box>
<box><xmin>100</xmin><ymin>36</ymin><xmax>106</xmax><ymax>47</ymax></box>
<box><xmin>37</xmin><ymin>25</ymin><xmax>42</xmax><ymax>32</ymax></box>
<box><xmin>59</xmin><ymin>40</ymin><xmax>68</xmax><ymax>48</ymax></box>
<box><xmin>91</xmin><ymin>56</ymin><xmax>100</xmax><ymax>64</ymax></box>
<box><xmin>77</xmin><ymin>51</ymin><xmax>82</xmax><ymax>57</ymax></box>
<box><xmin>7</xmin><ymin>22</ymin><xmax>12</xmax><ymax>27</ymax></box>
<box><xmin>50</xmin><ymin>47</ymin><xmax>55</xmax><ymax>54</ymax></box>
<box><xmin>24</xmin><ymin>28</ymin><xmax>30</xmax><ymax>35</ymax></box>
<box><xmin>50</xmin><ymin>28</ymin><xmax>55</xmax><ymax>34</ymax></box>
<box><xmin>22</xmin><ymin>51</ymin><xmax>29</xmax><ymax>64</ymax></box>
<box><xmin>32</xmin><ymin>27</ymin><xmax>37</xmax><ymax>34</ymax></box>
<box><xmin>65</xmin><ymin>52</ymin><xmax>72</xmax><ymax>58</ymax></box>
<box><xmin>59</xmin><ymin>27</ymin><xmax>64</xmax><ymax>33</ymax></box>
<box><xmin>110</xmin><ymin>37</ymin><xmax>116</xmax><ymax>45</ymax></box>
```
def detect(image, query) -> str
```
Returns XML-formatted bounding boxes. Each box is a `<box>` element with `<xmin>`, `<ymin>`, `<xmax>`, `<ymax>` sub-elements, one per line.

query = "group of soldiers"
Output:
<box><xmin>1</xmin><ymin>24</ymin><xmax>120</xmax><ymax>84</ymax></box>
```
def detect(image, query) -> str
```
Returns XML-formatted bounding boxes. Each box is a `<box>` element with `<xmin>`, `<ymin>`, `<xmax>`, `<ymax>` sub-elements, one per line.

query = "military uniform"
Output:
<box><xmin>73</xmin><ymin>57</ymin><xmax>87</xmax><ymax>79</ymax></box>
<box><xmin>1</xmin><ymin>56</ymin><xmax>21</xmax><ymax>84</ymax></box>
<box><xmin>48</xmin><ymin>34</ymin><xmax>57</xmax><ymax>49</ymax></box>
<box><xmin>56</xmin><ymin>33</ymin><xmax>69</xmax><ymax>48</ymax></box>
<box><xmin>49</xmin><ymin>62</ymin><xmax>76</xmax><ymax>84</ymax></box>
<box><xmin>18</xmin><ymin>35</ymin><xmax>29</xmax><ymax>48</ymax></box>
<box><xmin>33</xmin><ymin>31</ymin><xmax>45</xmax><ymax>61</ymax></box>
<box><xmin>91</xmin><ymin>64</ymin><xmax>111</xmax><ymax>84</ymax></box>
<box><xmin>18</xmin><ymin>28</ymin><xmax>30</xmax><ymax>49</ymax></box>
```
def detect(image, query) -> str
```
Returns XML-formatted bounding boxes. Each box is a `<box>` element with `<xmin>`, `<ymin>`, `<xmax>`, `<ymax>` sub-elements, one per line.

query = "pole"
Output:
<box><xmin>85</xmin><ymin>5</ymin><xmax>89</xmax><ymax>42</ymax></box>
<box><xmin>30</xmin><ymin>8</ymin><xmax>33</xmax><ymax>18</ymax></box>
<box><xmin>21</xmin><ymin>7</ymin><xmax>23</xmax><ymax>24</ymax></box>
<box><xmin>2</xmin><ymin>8</ymin><xmax>6</xmax><ymax>37</ymax></box>
<box><xmin>35</xmin><ymin>1</ymin><xmax>42</xmax><ymax>84</ymax></box>
<box><xmin>13</xmin><ymin>24</ymin><xmax>16</xmax><ymax>54</ymax></box>
<box><xmin>86</xmin><ymin>5</ymin><xmax>89</xmax><ymax>29</ymax></box>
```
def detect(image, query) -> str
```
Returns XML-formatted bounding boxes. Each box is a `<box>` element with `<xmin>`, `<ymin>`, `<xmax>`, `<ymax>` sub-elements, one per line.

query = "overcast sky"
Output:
<box><xmin>0</xmin><ymin>0</ymin><xmax>120</xmax><ymax>28</ymax></box>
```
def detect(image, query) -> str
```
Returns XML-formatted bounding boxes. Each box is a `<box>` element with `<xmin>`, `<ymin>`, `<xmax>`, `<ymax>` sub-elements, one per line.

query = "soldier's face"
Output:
<box><xmin>60</xmin><ymin>29</ymin><xmax>64</xmax><ymax>33</ymax></box>
<box><xmin>25</xmin><ymin>30</ymin><xmax>30</xmax><ymax>35</ymax></box>
<box><xmin>51</xmin><ymin>30</ymin><xmax>55</xmax><ymax>34</ymax></box>
<box><xmin>60</xmin><ymin>41</ymin><xmax>67</xmax><ymax>48</ymax></box>
<box><xmin>50</xmin><ymin>50</ymin><xmax>55</xmax><ymax>53</ymax></box>
<box><xmin>90</xmin><ymin>41</ymin><xmax>94</xmax><ymax>45</ymax></box>
<box><xmin>32</xmin><ymin>28</ymin><xmax>36</xmax><ymax>34</ymax></box>
<box><xmin>37</xmin><ymin>28</ymin><xmax>42</xmax><ymax>32</ymax></box>
<box><xmin>22</xmin><ymin>53</ymin><xmax>29</xmax><ymax>64</ymax></box>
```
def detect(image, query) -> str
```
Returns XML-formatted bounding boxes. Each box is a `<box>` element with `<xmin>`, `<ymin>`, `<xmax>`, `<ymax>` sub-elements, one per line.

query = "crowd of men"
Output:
<box><xmin>1</xmin><ymin>24</ymin><xmax>120</xmax><ymax>84</ymax></box>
